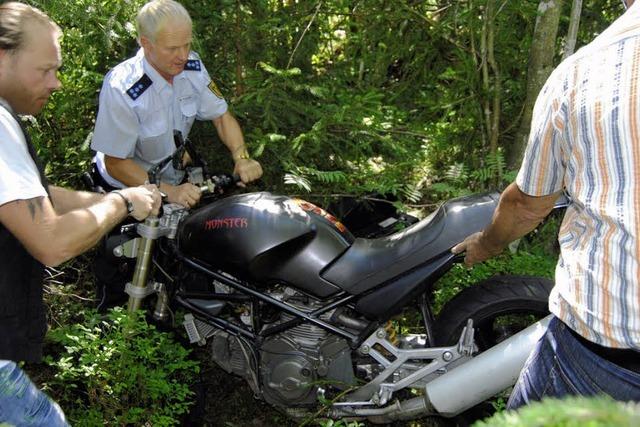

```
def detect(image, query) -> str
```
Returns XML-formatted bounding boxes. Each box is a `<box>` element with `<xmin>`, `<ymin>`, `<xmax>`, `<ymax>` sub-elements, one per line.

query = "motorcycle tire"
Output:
<box><xmin>431</xmin><ymin>275</ymin><xmax>553</xmax><ymax>426</ymax></box>
<box><xmin>433</xmin><ymin>275</ymin><xmax>554</xmax><ymax>349</ymax></box>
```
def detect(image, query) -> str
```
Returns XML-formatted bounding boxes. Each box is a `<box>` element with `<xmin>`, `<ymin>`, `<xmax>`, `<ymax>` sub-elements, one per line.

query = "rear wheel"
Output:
<box><xmin>432</xmin><ymin>275</ymin><xmax>553</xmax><ymax>425</ymax></box>
<box><xmin>434</xmin><ymin>275</ymin><xmax>553</xmax><ymax>348</ymax></box>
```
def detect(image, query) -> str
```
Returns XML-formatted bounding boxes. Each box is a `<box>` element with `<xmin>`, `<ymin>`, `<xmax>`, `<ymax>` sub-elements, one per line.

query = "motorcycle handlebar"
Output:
<box><xmin>198</xmin><ymin>173</ymin><xmax>240</xmax><ymax>195</ymax></box>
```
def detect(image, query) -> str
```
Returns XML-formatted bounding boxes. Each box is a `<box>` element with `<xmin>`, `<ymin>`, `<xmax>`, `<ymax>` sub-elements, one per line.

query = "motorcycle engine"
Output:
<box><xmin>259</xmin><ymin>313</ymin><xmax>355</xmax><ymax>407</ymax></box>
<box><xmin>210</xmin><ymin>286</ymin><xmax>356</xmax><ymax>408</ymax></box>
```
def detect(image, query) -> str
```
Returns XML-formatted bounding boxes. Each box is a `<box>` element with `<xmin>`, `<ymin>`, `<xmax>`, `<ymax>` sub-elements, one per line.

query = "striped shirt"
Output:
<box><xmin>516</xmin><ymin>4</ymin><xmax>640</xmax><ymax>349</ymax></box>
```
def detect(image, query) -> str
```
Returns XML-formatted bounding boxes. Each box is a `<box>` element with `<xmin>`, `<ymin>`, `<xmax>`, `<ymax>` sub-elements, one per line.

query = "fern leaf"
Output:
<box><xmin>284</xmin><ymin>173</ymin><xmax>312</xmax><ymax>192</ymax></box>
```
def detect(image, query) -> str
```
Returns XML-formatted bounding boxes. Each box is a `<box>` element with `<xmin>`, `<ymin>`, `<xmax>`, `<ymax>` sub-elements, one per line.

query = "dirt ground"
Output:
<box><xmin>184</xmin><ymin>346</ymin><xmax>295</xmax><ymax>427</ymax></box>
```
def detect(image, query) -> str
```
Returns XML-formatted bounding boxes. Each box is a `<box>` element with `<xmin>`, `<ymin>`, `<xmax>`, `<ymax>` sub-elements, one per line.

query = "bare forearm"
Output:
<box><xmin>452</xmin><ymin>183</ymin><xmax>561</xmax><ymax>266</ymax></box>
<box><xmin>213</xmin><ymin>112</ymin><xmax>246</xmax><ymax>158</ymax></box>
<box><xmin>0</xmin><ymin>194</ymin><xmax>128</xmax><ymax>266</ymax></box>
<box><xmin>482</xmin><ymin>183</ymin><xmax>557</xmax><ymax>251</ymax></box>
<box><xmin>1</xmin><ymin>185</ymin><xmax>159</xmax><ymax>267</ymax></box>
<box><xmin>213</xmin><ymin>111</ymin><xmax>263</xmax><ymax>184</ymax></box>
<box><xmin>49</xmin><ymin>185</ymin><xmax>104</xmax><ymax>214</ymax></box>
<box><xmin>105</xmin><ymin>156</ymin><xmax>149</xmax><ymax>187</ymax></box>
<box><xmin>47</xmin><ymin>193</ymin><xmax>128</xmax><ymax>264</ymax></box>
<box><xmin>50</xmin><ymin>185</ymin><xmax>160</xmax><ymax>264</ymax></box>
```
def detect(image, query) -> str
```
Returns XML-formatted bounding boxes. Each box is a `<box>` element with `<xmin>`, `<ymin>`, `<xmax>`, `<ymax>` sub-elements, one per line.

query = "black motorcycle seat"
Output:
<box><xmin>321</xmin><ymin>192</ymin><xmax>500</xmax><ymax>294</ymax></box>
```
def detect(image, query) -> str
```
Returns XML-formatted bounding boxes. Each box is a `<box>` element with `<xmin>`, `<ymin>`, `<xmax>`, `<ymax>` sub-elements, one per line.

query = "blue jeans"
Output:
<box><xmin>0</xmin><ymin>361</ymin><xmax>68</xmax><ymax>426</ymax></box>
<box><xmin>508</xmin><ymin>316</ymin><xmax>640</xmax><ymax>409</ymax></box>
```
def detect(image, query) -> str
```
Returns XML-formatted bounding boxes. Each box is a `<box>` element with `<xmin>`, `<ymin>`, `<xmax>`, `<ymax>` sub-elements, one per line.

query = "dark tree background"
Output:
<box><xmin>31</xmin><ymin>0</ymin><xmax>623</xmax><ymax>203</ymax></box>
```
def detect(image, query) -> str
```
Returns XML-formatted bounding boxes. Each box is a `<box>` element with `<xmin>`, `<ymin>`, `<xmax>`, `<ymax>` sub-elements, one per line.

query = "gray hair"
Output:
<box><xmin>136</xmin><ymin>0</ymin><xmax>192</xmax><ymax>42</ymax></box>
<box><xmin>0</xmin><ymin>2</ymin><xmax>60</xmax><ymax>52</ymax></box>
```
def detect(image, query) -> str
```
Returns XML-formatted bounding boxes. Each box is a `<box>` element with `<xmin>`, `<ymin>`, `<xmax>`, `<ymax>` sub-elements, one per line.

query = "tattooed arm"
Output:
<box><xmin>0</xmin><ymin>187</ymin><xmax>160</xmax><ymax>267</ymax></box>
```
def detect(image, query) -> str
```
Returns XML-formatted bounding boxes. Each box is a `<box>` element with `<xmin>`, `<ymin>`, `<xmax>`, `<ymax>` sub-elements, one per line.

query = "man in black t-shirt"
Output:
<box><xmin>0</xmin><ymin>3</ymin><xmax>161</xmax><ymax>425</ymax></box>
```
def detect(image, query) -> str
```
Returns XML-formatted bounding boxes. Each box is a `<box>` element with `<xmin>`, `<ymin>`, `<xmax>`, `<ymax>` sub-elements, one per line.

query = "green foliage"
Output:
<box><xmin>231</xmin><ymin>60</ymin><xmax>431</xmax><ymax>197</ymax></box>
<box><xmin>43</xmin><ymin>308</ymin><xmax>199</xmax><ymax>426</ymax></box>
<box><xmin>316</xmin><ymin>420</ymin><xmax>364</xmax><ymax>427</ymax></box>
<box><xmin>29</xmin><ymin>0</ymin><xmax>622</xmax><ymax>201</ymax></box>
<box><xmin>491</xmin><ymin>395</ymin><xmax>509</xmax><ymax>413</ymax></box>
<box><xmin>183</xmin><ymin>0</ymin><xmax>620</xmax><ymax>201</ymax></box>
<box><xmin>432</xmin><ymin>250</ymin><xmax>557</xmax><ymax>314</ymax></box>
<box><xmin>429</xmin><ymin>150</ymin><xmax>516</xmax><ymax>199</ymax></box>
<box><xmin>30</xmin><ymin>0</ymin><xmax>145</xmax><ymax>187</ymax></box>
<box><xmin>474</xmin><ymin>396</ymin><xmax>640</xmax><ymax>427</ymax></box>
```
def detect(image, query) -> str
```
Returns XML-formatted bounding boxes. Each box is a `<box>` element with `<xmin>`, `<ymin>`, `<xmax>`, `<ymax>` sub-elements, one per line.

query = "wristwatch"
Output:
<box><xmin>112</xmin><ymin>190</ymin><xmax>134</xmax><ymax>215</ymax></box>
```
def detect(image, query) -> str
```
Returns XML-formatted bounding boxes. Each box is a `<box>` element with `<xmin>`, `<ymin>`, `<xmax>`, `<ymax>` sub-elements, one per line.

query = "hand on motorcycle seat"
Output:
<box><xmin>159</xmin><ymin>182</ymin><xmax>202</xmax><ymax>209</ymax></box>
<box><xmin>452</xmin><ymin>231</ymin><xmax>504</xmax><ymax>268</ymax></box>
<box><xmin>233</xmin><ymin>158</ymin><xmax>263</xmax><ymax>187</ymax></box>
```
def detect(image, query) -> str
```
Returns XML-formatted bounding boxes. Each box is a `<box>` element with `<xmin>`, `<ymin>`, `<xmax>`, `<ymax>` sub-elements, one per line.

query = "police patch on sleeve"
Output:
<box><xmin>184</xmin><ymin>59</ymin><xmax>202</xmax><ymax>71</ymax></box>
<box><xmin>208</xmin><ymin>80</ymin><xmax>224</xmax><ymax>99</ymax></box>
<box><xmin>126</xmin><ymin>74</ymin><xmax>152</xmax><ymax>100</ymax></box>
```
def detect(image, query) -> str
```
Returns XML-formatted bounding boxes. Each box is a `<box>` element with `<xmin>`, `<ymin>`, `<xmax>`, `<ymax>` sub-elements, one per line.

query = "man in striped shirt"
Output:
<box><xmin>453</xmin><ymin>0</ymin><xmax>640</xmax><ymax>409</ymax></box>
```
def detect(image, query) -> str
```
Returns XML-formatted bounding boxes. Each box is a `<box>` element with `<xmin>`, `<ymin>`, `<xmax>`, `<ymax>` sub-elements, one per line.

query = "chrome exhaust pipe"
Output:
<box><xmin>424</xmin><ymin>315</ymin><xmax>551</xmax><ymax>417</ymax></box>
<box><xmin>329</xmin><ymin>395</ymin><xmax>435</xmax><ymax>422</ymax></box>
<box><xmin>332</xmin><ymin>315</ymin><xmax>551</xmax><ymax>423</ymax></box>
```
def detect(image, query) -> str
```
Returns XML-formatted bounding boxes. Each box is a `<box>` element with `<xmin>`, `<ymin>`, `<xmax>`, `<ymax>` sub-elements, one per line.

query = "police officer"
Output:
<box><xmin>91</xmin><ymin>0</ymin><xmax>262</xmax><ymax>208</ymax></box>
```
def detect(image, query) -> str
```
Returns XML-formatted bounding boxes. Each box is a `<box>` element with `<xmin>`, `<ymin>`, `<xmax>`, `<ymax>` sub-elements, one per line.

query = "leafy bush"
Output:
<box><xmin>226</xmin><ymin>62</ymin><xmax>431</xmax><ymax>199</ymax></box>
<box><xmin>474</xmin><ymin>396</ymin><xmax>640</xmax><ymax>427</ymax></box>
<box><xmin>43</xmin><ymin>308</ymin><xmax>199</xmax><ymax>426</ymax></box>
<box><xmin>30</xmin><ymin>0</ymin><xmax>145</xmax><ymax>187</ymax></box>
<box><xmin>433</xmin><ymin>250</ymin><xmax>557</xmax><ymax>314</ymax></box>
<box><xmin>30</xmin><ymin>0</ymin><xmax>623</xmax><ymax>201</ymax></box>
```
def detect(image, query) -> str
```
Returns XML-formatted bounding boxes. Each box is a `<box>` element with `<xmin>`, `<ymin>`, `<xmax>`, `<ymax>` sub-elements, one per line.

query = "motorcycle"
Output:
<box><xmin>107</xmin><ymin>140</ymin><xmax>561</xmax><ymax>424</ymax></box>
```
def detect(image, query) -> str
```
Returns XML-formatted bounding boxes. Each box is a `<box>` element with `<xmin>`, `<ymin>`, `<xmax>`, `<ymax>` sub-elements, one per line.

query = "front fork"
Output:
<box><xmin>124</xmin><ymin>172</ymin><xmax>218</xmax><ymax>314</ymax></box>
<box><xmin>126</xmin><ymin>216</ymin><xmax>166</xmax><ymax>315</ymax></box>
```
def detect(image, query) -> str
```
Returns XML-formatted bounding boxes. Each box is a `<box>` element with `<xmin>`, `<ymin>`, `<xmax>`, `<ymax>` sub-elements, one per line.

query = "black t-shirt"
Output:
<box><xmin>0</xmin><ymin>100</ymin><xmax>50</xmax><ymax>363</ymax></box>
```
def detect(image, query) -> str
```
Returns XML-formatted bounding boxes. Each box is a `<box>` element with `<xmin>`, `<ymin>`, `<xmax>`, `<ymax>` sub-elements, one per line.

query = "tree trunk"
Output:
<box><xmin>563</xmin><ymin>0</ymin><xmax>583</xmax><ymax>60</ymax></box>
<box><xmin>480</xmin><ymin>0</ymin><xmax>501</xmax><ymax>160</ymax></box>
<box><xmin>234</xmin><ymin>0</ymin><xmax>245</xmax><ymax>96</ymax></box>
<box><xmin>509</xmin><ymin>0</ymin><xmax>565</xmax><ymax>168</ymax></box>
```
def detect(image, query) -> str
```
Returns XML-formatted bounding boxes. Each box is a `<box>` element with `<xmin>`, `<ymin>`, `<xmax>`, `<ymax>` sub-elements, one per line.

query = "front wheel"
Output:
<box><xmin>433</xmin><ymin>275</ymin><xmax>553</xmax><ymax>348</ymax></box>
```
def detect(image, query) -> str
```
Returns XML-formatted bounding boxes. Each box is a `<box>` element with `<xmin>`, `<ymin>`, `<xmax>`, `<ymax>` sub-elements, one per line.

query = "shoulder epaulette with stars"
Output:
<box><xmin>126</xmin><ymin>74</ymin><xmax>152</xmax><ymax>100</ymax></box>
<box><xmin>184</xmin><ymin>59</ymin><xmax>201</xmax><ymax>71</ymax></box>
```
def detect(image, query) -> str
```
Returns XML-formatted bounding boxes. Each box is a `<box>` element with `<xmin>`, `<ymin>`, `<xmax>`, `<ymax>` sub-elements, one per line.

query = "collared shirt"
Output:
<box><xmin>517</xmin><ymin>4</ymin><xmax>640</xmax><ymax>349</ymax></box>
<box><xmin>91</xmin><ymin>49</ymin><xmax>228</xmax><ymax>187</ymax></box>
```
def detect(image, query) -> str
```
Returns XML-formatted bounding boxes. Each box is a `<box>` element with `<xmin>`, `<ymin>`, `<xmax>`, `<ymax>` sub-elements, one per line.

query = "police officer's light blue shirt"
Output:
<box><xmin>91</xmin><ymin>49</ymin><xmax>228</xmax><ymax>187</ymax></box>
